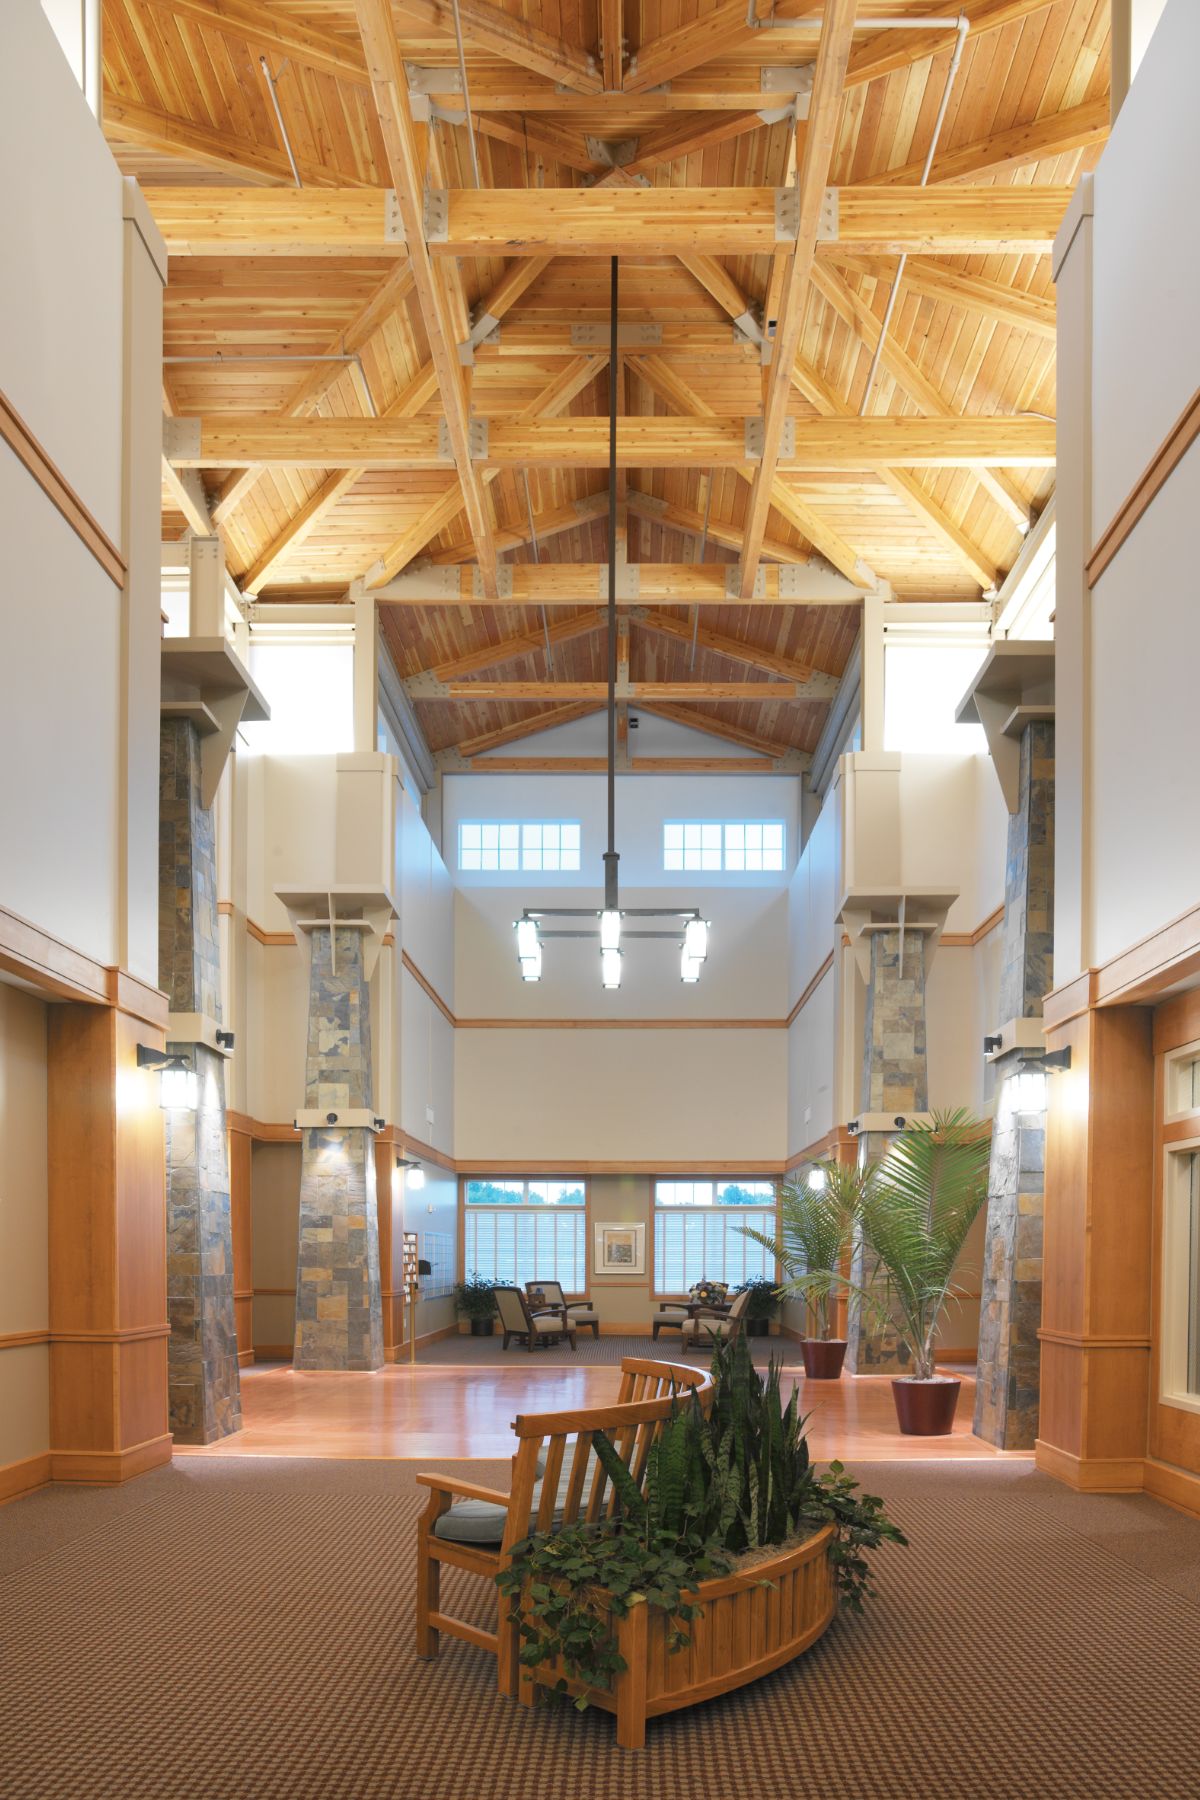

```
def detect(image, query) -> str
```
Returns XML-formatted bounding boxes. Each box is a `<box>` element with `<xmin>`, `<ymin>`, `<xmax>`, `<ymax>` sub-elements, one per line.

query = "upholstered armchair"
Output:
<box><xmin>679</xmin><ymin>1284</ymin><xmax>751</xmax><ymax>1351</ymax></box>
<box><xmin>525</xmin><ymin>1280</ymin><xmax>600</xmax><ymax>1338</ymax></box>
<box><xmin>493</xmin><ymin>1286</ymin><xmax>578</xmax><ymax>1352</ymax></box>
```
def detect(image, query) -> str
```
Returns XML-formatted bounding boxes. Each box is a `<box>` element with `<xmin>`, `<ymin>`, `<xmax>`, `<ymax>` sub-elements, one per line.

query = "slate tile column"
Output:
<box><xmin>293</xmin><ymin>925</ymin><xmax>384</xmax><ymax>1372</ymax></box>
<box><xmin>159</xmin><ymin>717</ymin><xmax>242</xmax><ymax>1443</ymax></box>
<box><xmin>975</xmin><ymin>721</ymin><xmax>1055</xmax><ymax>1449</ymax></box>
<box><xmin>846</xmin><ymin>927</ymin><xmax>929</xmax><ymax>1375</ymax></box>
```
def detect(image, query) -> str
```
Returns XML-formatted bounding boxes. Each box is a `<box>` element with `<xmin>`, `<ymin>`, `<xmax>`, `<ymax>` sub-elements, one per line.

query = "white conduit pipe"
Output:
<box><xmin>259</xmin><ymin>57</ymin><xmax>303</xmax><ymax>187</ymax></box>
<box><xmin>858</xmin><ymin>12</ymin><xmax>970</xmax><ymax>415</ymax></box>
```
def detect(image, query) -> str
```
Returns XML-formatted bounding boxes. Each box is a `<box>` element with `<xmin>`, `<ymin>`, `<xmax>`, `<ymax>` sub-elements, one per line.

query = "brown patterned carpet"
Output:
<box><xmin>417</xmin><ymin>1329</ymin><xmax>810</xmax><ymax>1366</ymax></box>
<box><xmin>3</xmin><ymin>1457</ymin><xmax>1199</xmax><ymax>1799</ymax></box>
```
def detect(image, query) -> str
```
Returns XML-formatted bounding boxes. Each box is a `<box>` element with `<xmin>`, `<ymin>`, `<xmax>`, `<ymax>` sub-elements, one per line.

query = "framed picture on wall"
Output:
<box><xmin>594</xmin><ymin>1222</ymin><xmax>646</xmax><ymax>1276</ymax></box>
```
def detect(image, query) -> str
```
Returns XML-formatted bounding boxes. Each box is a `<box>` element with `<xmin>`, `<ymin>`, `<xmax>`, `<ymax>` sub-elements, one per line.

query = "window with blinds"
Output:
<box><xmin>463</xmin><ymin>1178</ymin><xmax>587</xmax><ymax>1292</ymax></box>
<box><xmin>652</xmin><ymin>1179</ymin><xmax>776</xmax><ymax>1295</ymax></box>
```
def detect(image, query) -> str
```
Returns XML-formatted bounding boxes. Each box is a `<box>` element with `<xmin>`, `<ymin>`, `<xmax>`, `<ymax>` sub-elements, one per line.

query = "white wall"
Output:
<box><xmin>1062</xmin><ymin>0</ymin><xmax>1200</xmax><ymax>972</ymax></box>
<box><xmin>0</xmin><ymin>1</ymin><xmax>131</xmax><ymax>967</ymax></box>
<box><xmin>455</xmin><ymin>1028</ymin><xmax>787</xmax><ymax>1163</ymax></box>
<box><xmin>444</xmin><ymin>770</ymin><xmax>800</xmax><ymax>890</ymax></box>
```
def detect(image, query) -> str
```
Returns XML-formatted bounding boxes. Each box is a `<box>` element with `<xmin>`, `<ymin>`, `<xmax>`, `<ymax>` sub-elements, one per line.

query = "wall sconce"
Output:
<box><xmin>216</xmin><ymin>1029</ymin><xmax>235</xmax><ymax>1051</ymax></box>
<box><xmin>1042</xmin><ymin>1047</ymin><xmax>1072</xmax><ymax>1074</ymax></box>
<box><xmin>983</xmin><ymin>1034</ymin><xmax>1002</xmax><ymax>1055</ymax></box>
<box><xmin>398</xmin><ymin>1157</ymin><xmax>426</xmax><ymax>1189</ymax></box>
<box><xmin>847</xmin><ymin>1119</ymin><xmax>860</xmax><ymax>1136</ymax></box>
<box><xmin>893</xmin><ymin>1115</ymin><xmax>907</xmax><ymax>1129</ymax></box>
<box><xmin>137</xmin><ymin>1044</ymin><xmax>198</xmax><ymax>1111</ymax></box>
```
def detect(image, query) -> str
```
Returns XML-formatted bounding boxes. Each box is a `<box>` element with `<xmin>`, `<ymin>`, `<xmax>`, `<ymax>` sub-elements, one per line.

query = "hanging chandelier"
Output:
<box><xmin>513</xmin><ymin>257</ymin><xmax>711</xmax><ymax>992</ymax></box>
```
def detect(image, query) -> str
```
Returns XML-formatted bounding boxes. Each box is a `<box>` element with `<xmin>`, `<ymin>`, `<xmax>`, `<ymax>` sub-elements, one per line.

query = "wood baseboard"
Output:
<box><xmin>49</xmin><ymin>1433</ymin><xmax>173</xmax><ymax>1486</ymax></box>
<box><xmin>1142</xmin><ymin>1457</ymin><xmax>1200</xmax><ymax>1521</ymax></box>
<box><xmin>1034</xmin><ymin>1439</ymin><xmax>1145</xmax><ymax>1493</ymax></box>
<box><xmin>252</xmin><ymin>1344</ymin><xmax>294</xmax><ymax>1363</ymax></box>
<box><xmin>237</xmin><ymin>1349</ymin><xmax>255</xmax><ymax>1367</ymax></box>
<box><xmin>387</xmin><ymin>1323</ymin><xmax>459</xmax><ymax>1360</ymax></box>
<box><xmin>0</xmin><ymin>1451</ymin><xmax>52</xmax><ymax>1506</ymax></box>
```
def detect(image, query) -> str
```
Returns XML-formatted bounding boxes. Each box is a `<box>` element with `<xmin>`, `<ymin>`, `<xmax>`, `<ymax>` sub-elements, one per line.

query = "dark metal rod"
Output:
<box><xmin>602</xmin><ymin>254</ymin><xmax>620</xmax><ymax>915</ymax></box>
<box><xmin>523</xmin><ymin>907</ymin><xmax>700</xmax><ymax>920</ymax></box>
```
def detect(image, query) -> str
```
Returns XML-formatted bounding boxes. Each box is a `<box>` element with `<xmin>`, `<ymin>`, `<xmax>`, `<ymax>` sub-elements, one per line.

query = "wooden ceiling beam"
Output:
<box><xmin>361</xmin><ymin>349</ymin><xmax>595</xmax><ymax>586</ymax></box>
<box><xmin>634</xmin><ymin>701</ymin><xmax>797</xmax><ymax>760</ymax></box>
<box><xmin>416</xmin><ymin>610</ymin><xmax>607</xmax><ymax>681</ymax></box>
<box><xmin>635</xmin><ymin>611</ymin><xmax>841</xmax><ymax>692</ymax></box>
<box><xmin>810</xmin><ymin>262</ymin><xmax>1030</xmax><ymax>533</ymax></box>
<box><xmin>170</xmin><ymin>415</ymin><xmax>1056</xmax><ymax>470</ymax></box>
<box><xmin>143</xmin><ymin>185</ymin><xmax>1072</xmax><ymax>258</ymax></box>
<box><xmin>625</xmin><ymin>491</ymin><xmax>796</xmax><ymax>566</ymax></box>
<box><xmin>738</xmin><ymin>0</ymin><xmax>857</xmax><ymax>598</ymax></box>
<box><xmin>211</xmin><ymin>263</ymin><xmax>418</xmax><ymax>529</ymax></box>
<box><xmin>132</xmin><ymin>0</ymin><xmax>370</xmax><ymax>86</ymax></box>
<box><xmin>355</xmin><ymin>0</ymin><xmax>498</xmax><ymax>590</ymax></box>
<box><xmin>623</xmin><ymin>111</ymin><xmax>776</xmax><ymax>177</ymax></box>
<box><xmin>391</xmin><ymin>0</ymin><xmax>602</xmax><ymax>91</ymax></box>
<box><xmin>453</xmin><ymin>703</ymin><xmax>604</xmax><ymax>757</ymax></box>
<box><xmin>430</xmin><ymin>492</ymin><xmax>609</xmax><ymax>563</ymax></box>
<box><xmin>786</xmin><ymin>354</ymin><xmax>1001</xmax><ymax>593</ymax></box>
<box><xmin>828</xmin><ymin>253</ymin><xmax>1056</xmax><ymax>338</ymax></box>
<box><xmin>438</xmin><ymin>681</ymin><xmax>818</xmax><ymax>700</ymax></box>
<box><xmin>374</xmin><ymin>562</ymin><xmax>864</xmax><ymax>605</ymax></box>
<box><xmin>600</xmin><ymin>0</ymin><xmax>625</xmax><ymax>90</ymax></box>
<box><xmin>869</xmin><ymin>97</ymin><xmax>1110</xmax><ymax>188</ymax></box>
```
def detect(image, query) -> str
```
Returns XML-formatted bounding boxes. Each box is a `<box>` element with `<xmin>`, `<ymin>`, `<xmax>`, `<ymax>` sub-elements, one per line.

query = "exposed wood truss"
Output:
<box><xmin>121</xmin><ymin>0</ymin><xmax>1105</xmax><ymax>764</ymax></box>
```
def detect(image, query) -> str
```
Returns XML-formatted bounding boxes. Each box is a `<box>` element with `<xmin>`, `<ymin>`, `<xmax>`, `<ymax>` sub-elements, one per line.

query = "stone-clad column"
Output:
<box><xmin>293</xmin><ymin>926</ymin><xmax>384</xmax><ymax>1371</ymax></box>
<box><xmin>846</xmin><ymin>928</ymin><xmax>929</xmax><ymax>1374</ymax></box>
<box><xmin>975</xmin><ymin>721</ymin><xmax>1055</xmax><ymax>1449</ymax></box>
<box><xmin>160</xmin><ymin>717</ymin><xmax>242</xmax><ymax>1443</ymax></box>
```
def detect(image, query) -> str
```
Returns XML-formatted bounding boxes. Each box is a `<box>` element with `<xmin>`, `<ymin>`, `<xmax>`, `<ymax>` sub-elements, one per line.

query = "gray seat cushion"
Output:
<box><xmin>433</xmin><ymin>1444</ymin><xmax>598</xmax><ymax>1546</ymax></box>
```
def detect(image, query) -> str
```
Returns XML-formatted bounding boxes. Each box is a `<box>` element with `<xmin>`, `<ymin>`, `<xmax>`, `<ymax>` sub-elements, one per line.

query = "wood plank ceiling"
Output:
<box><xmin>105</xmin><ymin>0</ymin><xmax>1110</xmax><ymax>768</ymax></box>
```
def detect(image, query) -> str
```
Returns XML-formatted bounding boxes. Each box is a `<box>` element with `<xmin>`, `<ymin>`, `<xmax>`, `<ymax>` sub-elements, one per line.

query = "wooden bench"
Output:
<box><xmin>415</xmin><ymin>1357</ymin><xmax>714</xmax><ymax>1701</ymax></box>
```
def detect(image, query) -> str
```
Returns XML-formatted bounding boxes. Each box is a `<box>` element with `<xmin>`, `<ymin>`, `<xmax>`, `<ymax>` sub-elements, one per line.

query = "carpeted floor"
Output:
<box><xmin>417</xmin><ymin>1328</ymin><xmax>809</xmax><ymax>1366</ymax></box>
<box><xmin>3</xmin><ymin>1458</ymin><xmax>1199</xmax><ymax>1800</ymax></box>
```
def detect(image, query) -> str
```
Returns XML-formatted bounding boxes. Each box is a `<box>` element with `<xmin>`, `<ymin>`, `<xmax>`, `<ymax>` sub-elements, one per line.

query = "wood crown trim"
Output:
<box><xmin>0</xmin><ymin>1330</ymin><xmax>50</xmax><ymax>1351</ymax></box>
<box><xmin>785</xmin><ymin>950</ymin><xmax>835</xmax><ymax>1028</ymax></box>
<box><xmin>0</xmin><ymin>388</ymin><xmax>126</xmax><ymax>589</ymax></box>
<box><xmin>1038</xmin><ymin>1328</ymin><xmax>1153</xmax><ymax>1350</ymax></box>
<box><xmin>1087</xmin><ymin>384</ymin><xmax>1200</xmax><ymax>588</ymax></box>
<box><xmin>941</xmin><ymin>904</ymin><xmax>1005</xmax><ymax>949</ymax></box>
<box><xmin>0</xmin><ymin>902</ymin><xmax>169</xmax><ymax>1025</ymax></box>
<box><xmin>1044</xmin><ymin>898</ymin><xmax>1200</xmax><ymax>1030</ymax></box>
<box><xmin>401</xmin><ymin>950</ymin><xmax>456</xmax><ymax>1026</ymax></box>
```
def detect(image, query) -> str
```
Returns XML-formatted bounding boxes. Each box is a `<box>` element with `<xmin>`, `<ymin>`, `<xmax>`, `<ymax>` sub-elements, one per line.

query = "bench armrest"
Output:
<box><xmin>415</xmin><ymin>1473</ymin><xmax>514</xmax><ymax>1506</ymax></box>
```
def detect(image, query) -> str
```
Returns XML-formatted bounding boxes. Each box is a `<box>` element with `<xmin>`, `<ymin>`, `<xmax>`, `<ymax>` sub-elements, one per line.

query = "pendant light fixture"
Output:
<box><xmin>513</xmin><ymin>257</ymin><xmax>710</xmax><ymax>991</ymax></box>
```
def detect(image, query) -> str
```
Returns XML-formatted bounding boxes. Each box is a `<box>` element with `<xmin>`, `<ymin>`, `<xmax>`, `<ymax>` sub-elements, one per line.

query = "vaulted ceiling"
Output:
<box><xmin>108</xmin><ymin>0</ymin><xmax>1109</xmax><ymax>770</ymax></box>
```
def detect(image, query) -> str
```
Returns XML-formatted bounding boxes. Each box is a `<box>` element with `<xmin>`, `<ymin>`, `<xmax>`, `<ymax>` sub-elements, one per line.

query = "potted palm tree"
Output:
<box><xmin>855</xmin><ymin>1110</ymin><xmax>990</xmax><ymax>1435</ymax></box>
<box><xmin>740</xmin><ymin>1161</ymin><xmax>868</xmax><ymax>1378</ymax></box>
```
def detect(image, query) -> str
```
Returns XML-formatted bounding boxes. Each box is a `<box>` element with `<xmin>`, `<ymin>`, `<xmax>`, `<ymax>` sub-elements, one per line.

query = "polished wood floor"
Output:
<box><xmin>175</xmin><ymin>1357</ymin><xmax>1026</xmax><ymax>1462</ymax></box>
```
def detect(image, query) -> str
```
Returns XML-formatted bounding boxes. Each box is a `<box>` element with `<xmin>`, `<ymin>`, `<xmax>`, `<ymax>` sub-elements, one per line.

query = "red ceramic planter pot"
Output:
<box><xmin>891</xmin><ymin>1376</ymin><xmax>961</xmax><ymax>1435</ymax></box>
<box><xmin>801</xmin><ymin>1339</ymin><xmax>847</xmax><ymax>1379</ymax></box>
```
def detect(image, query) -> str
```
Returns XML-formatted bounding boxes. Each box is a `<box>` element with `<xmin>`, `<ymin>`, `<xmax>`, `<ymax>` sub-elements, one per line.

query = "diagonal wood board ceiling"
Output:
<box><xmin>111</xmin><ymin>0</ymin><xmax>1109</xmax><ymax>771</ymax></box>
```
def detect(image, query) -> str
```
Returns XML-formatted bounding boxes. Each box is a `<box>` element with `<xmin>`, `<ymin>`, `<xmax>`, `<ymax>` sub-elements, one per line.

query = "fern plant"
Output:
<box><xmin>853</xmin><ymin>1109</ymin><xmax>990</xmax><ymax>1380</ymax></box>
<box><xmin>741</xmin><ymin>1160</ymin><xmax>873</xmax><ymax>1340</ymax></box>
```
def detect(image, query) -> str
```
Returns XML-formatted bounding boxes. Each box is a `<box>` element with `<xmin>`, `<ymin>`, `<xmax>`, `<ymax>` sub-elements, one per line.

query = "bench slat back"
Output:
<box><xmin>501</xmin><ymin>1358</ymin><xmax>714</xmax><ymax>1550</ymax></box>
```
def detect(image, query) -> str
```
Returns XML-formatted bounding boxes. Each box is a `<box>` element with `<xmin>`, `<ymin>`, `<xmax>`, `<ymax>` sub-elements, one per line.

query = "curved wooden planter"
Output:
<box><xmin>519</xmin><ymin>1525</ymin><xmax>837</xmax><ymax>1749</ymax></box>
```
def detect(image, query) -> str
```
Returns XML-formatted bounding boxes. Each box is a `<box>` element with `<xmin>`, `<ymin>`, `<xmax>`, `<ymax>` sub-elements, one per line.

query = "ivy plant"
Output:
<box><xmin>496</xmin><ymin>1334</ymin><xmax>907</xmax><ymax>1707</ymax></box>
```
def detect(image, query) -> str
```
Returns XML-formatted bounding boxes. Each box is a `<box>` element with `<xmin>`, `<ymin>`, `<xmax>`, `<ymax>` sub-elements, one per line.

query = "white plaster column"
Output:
<box><xmin>118</xmin><ymin>180</ymin><xmax>167</xmax><ymax>989</ymax></box>
<box><xmin>1050</xmin><ymin>178</ymin><xmax>1094</xmax><ymax>984</ymax></box>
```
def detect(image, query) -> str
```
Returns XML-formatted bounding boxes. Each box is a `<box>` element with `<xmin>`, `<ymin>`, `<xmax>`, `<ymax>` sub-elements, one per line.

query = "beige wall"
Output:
<box><xmin>0</xmin><ymin>984</ymin><xmax>50</xmax><ymax>1467</ymax></box>
<box><xmin>250</xmin><ymin>1142</ymin><xmax>301</xmax><ymax>1355</ymax></box>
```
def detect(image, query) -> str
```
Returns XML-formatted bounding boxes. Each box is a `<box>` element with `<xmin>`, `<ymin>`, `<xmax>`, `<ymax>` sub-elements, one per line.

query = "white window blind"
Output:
<box><xmin>652</xmin><ymin>1179</ymin><xmax>776</xmax><ymax>1295</ymax></box>
<box><xmin>464</xmin><ymin>1209</ymin><xmax>587</xmax><ymax>1292</ymax></box>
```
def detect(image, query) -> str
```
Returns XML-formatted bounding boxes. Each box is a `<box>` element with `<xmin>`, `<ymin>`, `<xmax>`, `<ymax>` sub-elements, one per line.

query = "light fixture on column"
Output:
<box><xmin>137</xmin><ymin>1044</ymin><xmax>198</xmax><ymax>1111</ymax></box>
<box><xmin>397</xmin><ymin>1156</ymin><xmax>427</xmax><ymax>1190</ymax></box>
<box><xmin>511</xmin><ymin>255</ymin><xmax>710</xmax><ymax>995</ymax></box>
